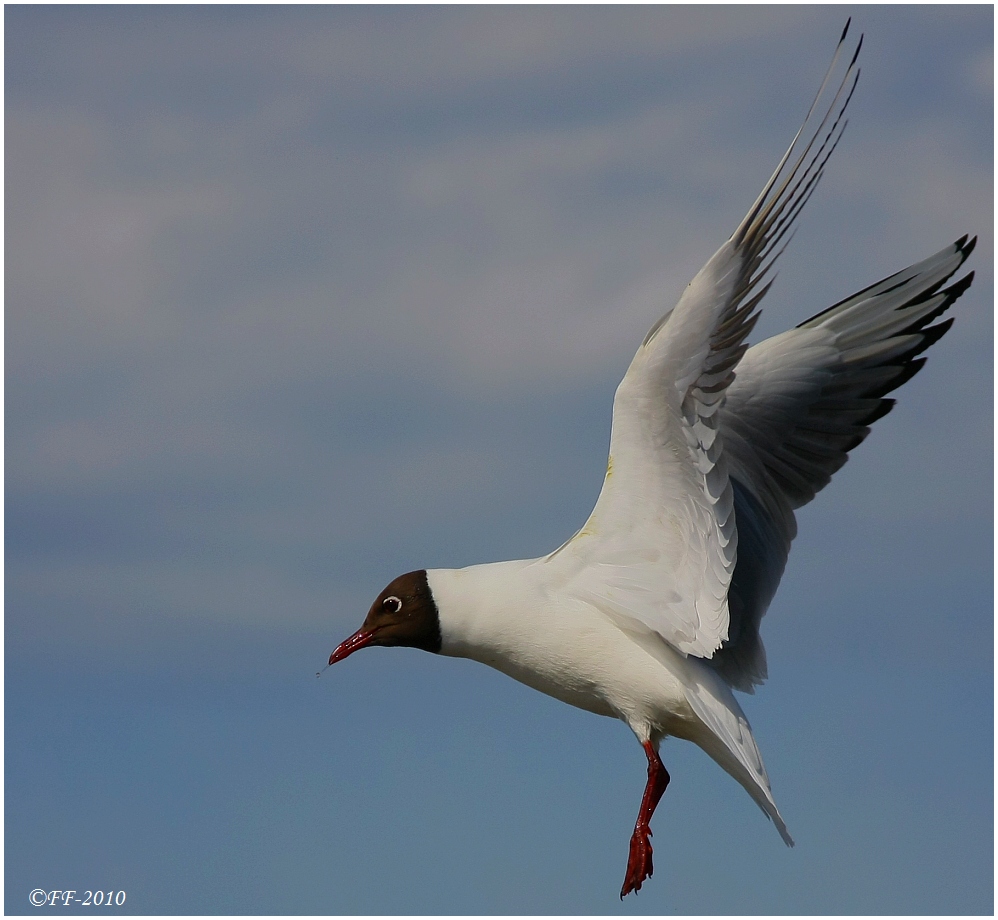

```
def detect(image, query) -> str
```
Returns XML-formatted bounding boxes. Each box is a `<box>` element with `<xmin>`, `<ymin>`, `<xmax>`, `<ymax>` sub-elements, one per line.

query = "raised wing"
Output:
<box><xmin>552</xmin><ymin>25</ymin><xmax>863</xmax><ymax>660</ymax></box>
<box><xmin>710</xmin><ymin>235</ymin><xmax>976</xmax><ymax>690</ymax></box>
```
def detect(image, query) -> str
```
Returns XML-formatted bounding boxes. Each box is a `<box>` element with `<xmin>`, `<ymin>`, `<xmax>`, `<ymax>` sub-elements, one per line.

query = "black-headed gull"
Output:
<box><xmin>327</xmin><ymin>22</ymin><xmax>975</xmax><ymax>898</ymax></box>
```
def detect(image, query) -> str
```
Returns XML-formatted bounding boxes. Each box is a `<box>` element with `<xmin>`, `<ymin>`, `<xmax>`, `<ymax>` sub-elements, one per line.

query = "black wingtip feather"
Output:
<box><xmin>897</xmin><ymin>271</ymin><xmax>974</xmax><ymax>336</ymax></box>
<box><xmin>864</xmin><ymin>398</ymin><xmax>896</xmax><ymax>426</ymax></box>
<box><xmin>879</xmin><ymin>358</ymin><xmax>927</xmax><ymax>396</ymax></box>
<box><xmin>910</xmin><ymin>317</ymin><xmax>956</xmax><ymax>357</ymax></box>
<box><xmin>840</xmin><ymin>18</ymin><xmax>851</xmax><ymax>44</ymax></box>
<box><xmin>850</xmin><ymin>34</ymin><xmax>864</xmax><ymax>68</ymax></box>
<box><xmin>840</xmin><ymin>431</ymin><xmax>868</xmax><ymax>453</ymax></box>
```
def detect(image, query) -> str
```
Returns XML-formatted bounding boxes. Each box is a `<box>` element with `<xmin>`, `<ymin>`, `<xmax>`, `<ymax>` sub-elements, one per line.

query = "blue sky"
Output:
<box><xmin>5</xmin><ymin>5</ymin><xmax>993</xmax><ymax>914</ymax></box>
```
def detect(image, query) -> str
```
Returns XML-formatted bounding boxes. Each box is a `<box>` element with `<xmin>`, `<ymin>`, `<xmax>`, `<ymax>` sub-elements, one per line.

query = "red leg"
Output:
<box><xmin>620</xmin><ymin>740</ymin><xmax>670</xmax><ymax>898</ymax></box>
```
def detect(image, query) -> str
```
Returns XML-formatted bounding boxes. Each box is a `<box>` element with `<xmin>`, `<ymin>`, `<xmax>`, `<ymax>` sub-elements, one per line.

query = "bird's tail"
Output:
<box><xmin>683</xmin><ymin>665</ymin><xmax>794</xmax><ymax>846</ymax></box>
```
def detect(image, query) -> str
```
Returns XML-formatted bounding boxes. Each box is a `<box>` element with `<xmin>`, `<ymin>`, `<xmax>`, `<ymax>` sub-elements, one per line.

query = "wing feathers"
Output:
<box><xmin>712</xmin><ymin>237</ymin><xmax>976</xmax><ymax>690</ymax></box>
<box><xmin>735</xmin><ymin>21</ymin><xmax>857</xmax><ymax>250</ymax></box>
<box><xmin>566</xmin><ymin>27</ymin><xmax>868</xmax><ymax>662</ymax></box>
<box><xmin>557</xmin><ymin>28</ymin><xmax>974</xmax><ymax>694</ymax></box>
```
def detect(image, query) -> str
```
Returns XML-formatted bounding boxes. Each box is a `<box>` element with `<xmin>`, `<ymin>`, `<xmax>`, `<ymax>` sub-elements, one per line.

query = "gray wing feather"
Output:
<box><xmin>711</xmin><ymin>236</ymin><xmax>976</xmax><ymax>691</ymax></box>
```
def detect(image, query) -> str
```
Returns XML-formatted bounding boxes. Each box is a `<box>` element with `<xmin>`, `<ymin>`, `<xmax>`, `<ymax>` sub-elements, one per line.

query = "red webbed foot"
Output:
<box><xmin>620</xmin><ymin>823</ymin><xmax>654</xmax><ymax>898</ymax></box>
<box><xmin>619</xmin><ymin>739</ymin><xmax>670</xmax><ymax>898</ymax></box>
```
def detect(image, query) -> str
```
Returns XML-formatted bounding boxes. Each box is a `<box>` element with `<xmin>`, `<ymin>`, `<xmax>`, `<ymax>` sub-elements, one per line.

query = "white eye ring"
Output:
<box><xmin>382</xmin><ymin>595</ymin><xmax>402</xmax><ymax>614</ymax></box>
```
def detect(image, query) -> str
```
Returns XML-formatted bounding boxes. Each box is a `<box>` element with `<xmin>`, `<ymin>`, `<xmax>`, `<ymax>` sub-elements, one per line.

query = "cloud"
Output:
<box><xmin>6</xmin><ymin>7</ymin><xmax>991</xmax><ymax>649</ymax></box>
<box><xmin>6</xmin><ymin>10</ymin><xmax>991</xmax><ymax>914</ymax></box>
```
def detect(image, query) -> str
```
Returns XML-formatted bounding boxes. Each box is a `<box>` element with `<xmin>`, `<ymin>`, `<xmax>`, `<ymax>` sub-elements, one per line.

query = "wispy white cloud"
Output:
<box><xmin>7</xmin><ymin>6</ymin><xmax>990</xmax><ymax>643</ymax></box>
<box><xmin>6</xmin><ymin>8</ymin><xmax>991</xmax><ymax>913</ymax></box>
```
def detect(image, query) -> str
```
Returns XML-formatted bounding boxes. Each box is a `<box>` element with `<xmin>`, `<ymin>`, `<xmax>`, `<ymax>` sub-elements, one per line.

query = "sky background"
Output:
<box><xmin>5</xmin><ymin>5</ymin><xmax>993</xmax><ymax>915</ymax></box>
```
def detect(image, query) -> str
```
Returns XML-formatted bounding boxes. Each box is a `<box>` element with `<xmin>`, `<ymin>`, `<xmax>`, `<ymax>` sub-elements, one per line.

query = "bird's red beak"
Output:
<box><xmin>328</xmin><ymin>627</ymin><xmax>377</xmax><ymax>665</ymax></box>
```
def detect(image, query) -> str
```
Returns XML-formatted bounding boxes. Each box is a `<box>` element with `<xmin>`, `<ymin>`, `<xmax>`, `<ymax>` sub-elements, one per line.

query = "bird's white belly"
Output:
<box><xmin>432</xmin><ymin>566</ymin><xmax>697</xmax><ymax>739</ymax></box>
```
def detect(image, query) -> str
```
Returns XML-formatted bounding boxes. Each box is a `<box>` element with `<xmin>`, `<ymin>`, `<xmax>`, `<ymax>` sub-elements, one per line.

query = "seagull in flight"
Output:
<box><xmin>326</xmin><ymin>21</ymin><xmax>975</xmax><ymax>898</ymax></box>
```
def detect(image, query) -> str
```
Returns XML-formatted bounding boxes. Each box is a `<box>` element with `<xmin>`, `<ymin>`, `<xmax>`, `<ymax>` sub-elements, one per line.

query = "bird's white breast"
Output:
<box><xmin>426</xmin><ymin>561</ymin><xmax>698</xmax><ymax>740</ymax></box>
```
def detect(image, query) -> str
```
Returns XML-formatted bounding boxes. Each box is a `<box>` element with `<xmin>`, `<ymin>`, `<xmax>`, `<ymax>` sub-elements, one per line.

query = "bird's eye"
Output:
<box><xmin>382</xmin><ymin>595</ymin><xmax>402</xmax><ymax>614</ymax></box>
